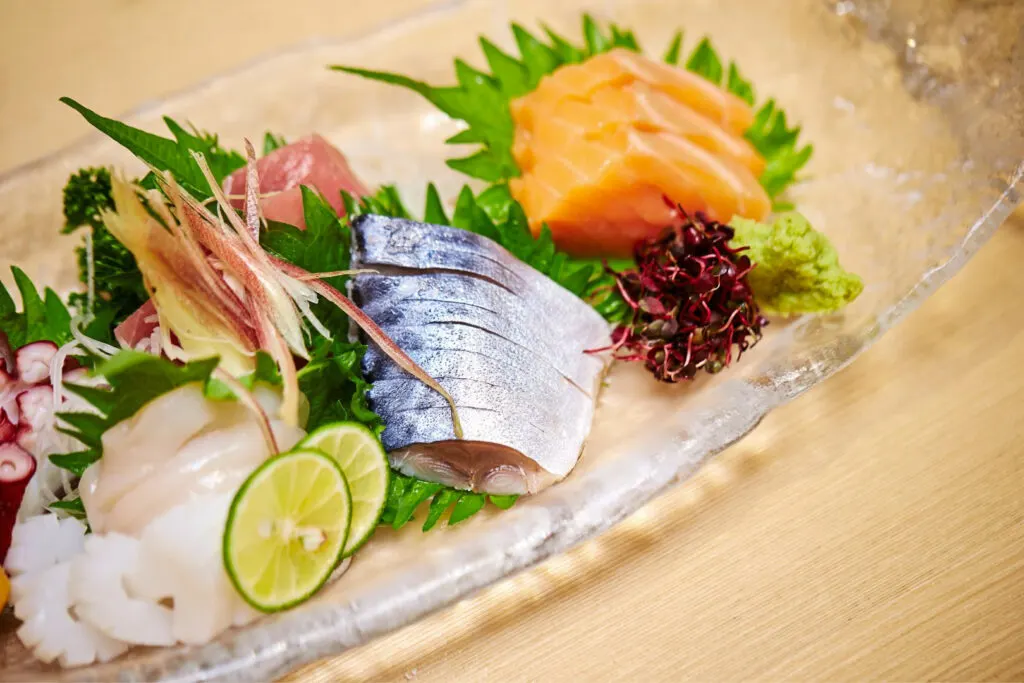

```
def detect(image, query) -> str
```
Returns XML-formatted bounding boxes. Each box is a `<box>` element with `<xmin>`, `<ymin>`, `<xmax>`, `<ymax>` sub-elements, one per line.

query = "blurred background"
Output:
<box><xmin>2</xmin><ymin>1</ymin><xmax>1023</xmax><ymax>681</ymax></box>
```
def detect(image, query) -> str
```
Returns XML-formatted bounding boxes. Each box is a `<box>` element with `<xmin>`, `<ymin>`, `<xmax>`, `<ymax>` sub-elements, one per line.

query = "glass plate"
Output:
<box><xmin>1</xmin><ymin>0</ymin><xmax>1021</xmax><ymax>680</ymax></box>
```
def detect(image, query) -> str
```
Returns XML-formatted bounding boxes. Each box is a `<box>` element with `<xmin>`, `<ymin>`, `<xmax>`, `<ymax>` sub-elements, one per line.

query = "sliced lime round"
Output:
<box><xmin>223</xmin><ymin>449</ymin><xmax>351</xmax><ymax>612</ymax></box>
<box><xmin>298</xmin><ymin>422</ymin><xmax>389</xmax><ymax>556</ymax></box>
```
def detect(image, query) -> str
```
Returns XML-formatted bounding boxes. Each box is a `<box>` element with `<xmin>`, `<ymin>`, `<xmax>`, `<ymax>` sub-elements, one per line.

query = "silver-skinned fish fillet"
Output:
<box><xmin>350</xmin><ymin>215</ymin><xmax>611</xmax><ymax>495</ymax></box>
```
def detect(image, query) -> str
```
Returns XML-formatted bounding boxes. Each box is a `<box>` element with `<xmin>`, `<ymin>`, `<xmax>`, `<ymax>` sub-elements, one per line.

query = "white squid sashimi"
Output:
<box><xmin>6</xmin><ymin>514</ymin><xmax>86</xmax><ymax>579</ymax></box>
<box><xmin>81</xmin><ymin>383</ymin><xmax>302</xmax><ymax>536</ymax></box>
<box><xmin>80</xmin><ymin>383</ymin><xmax>218</xmax><ymax>532</ymax></box>
<box><xmin>68</xmin><ymin>533</ymin><xmax>175</xmax><ymax>646</ymax></box>
<box><xmin>128</xmin><ymin>493</ymin><xmax>260</xmax><ymax>644</ymax></box>
<box><xmin>13</xmin><ymin>562</ymin><xmax>128</xmax><ymax>667</ymax></box>
<box><xmin>100</xmin><ymin>412</ymin><xmax>302</xmax><ymax>537</ymax></box>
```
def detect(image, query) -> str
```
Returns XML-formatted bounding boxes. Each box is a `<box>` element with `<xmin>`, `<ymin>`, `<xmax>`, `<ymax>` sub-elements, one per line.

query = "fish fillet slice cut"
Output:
<box><xmin>512</xmin><ymin>49</ymin><xmax>754</xmax><ymax>136</ymax></box>
<box><xmin>508</xmin><ymin>48</ymin><xmax>767</xmax><ymax>257</ymax></box>
<box><xmin>511</xmin><ymin>126</ymin><xmax>770</xmax><ymax>256</ymax></box>
<box><xmin>515</xmin><ymin>83</ymin><xmax>764</xmax><ymax>176</ymax></box>
<box><xmin>351</xmin><ymin>216</ymin><xmax>610</xmax><ymax>495</ymax></box>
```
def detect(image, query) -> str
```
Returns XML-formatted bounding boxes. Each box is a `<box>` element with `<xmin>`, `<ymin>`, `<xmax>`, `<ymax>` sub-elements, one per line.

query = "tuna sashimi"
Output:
<box><xmin>116</xmin><ymin>135</ymin><xmax>370</xmax><ymax>344</ymax></box>
<box><xmin>113</xmin><ymin>300</ymin><xmax>158</xmax><ymax>351</ymax></box>
<box><xmin>508</xmin><ymin>48</ymin><xmax>768</xmax><ymax>257</ymax></box>
<box><xmin>221</xmin><ymin>134</ymin><xmax>369</xmax><ymax>230</ymax></box>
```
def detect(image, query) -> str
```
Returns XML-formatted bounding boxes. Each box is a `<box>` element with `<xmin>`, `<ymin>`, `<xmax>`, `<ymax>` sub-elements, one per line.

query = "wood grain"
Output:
<box><xmin>2</xmin><ymin>2</ymin><xmax>1022</xmax><ymax>681</ymax></box>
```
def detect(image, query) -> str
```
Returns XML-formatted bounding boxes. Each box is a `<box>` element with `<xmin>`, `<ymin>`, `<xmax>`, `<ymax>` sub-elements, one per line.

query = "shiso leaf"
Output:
<box><xmin>0</xmin><ymin>267</ymin><xmax>73</xmax><ymax>350</ymax></box>
<box><xmin>333</xmin><ymin>16</ymin><xmax>812</xmax><ymax>200</ymax></box>
<box><xmin>663</xmin><ymin>30</ymin><xmax>684</xmax><ymax>65</ymax></box>
<box><xmin>262</xmin><ymin>132</ymin><xmax>287</xmax><ymax>155</ymax></box>
<box><xmin>422</xmin><ymin>183</ymin><xmax>450</xmax><ymax>225</ymax></box>
<box><xmin>422</xmin><ymin>489</ymin><xmax>461</xmax><ymax>531</ymax></box>
<box><xmin>479</xmin><ymin>37</ymin><xmax>533</xmax><ymax>97</ymax></box>
<box><xmin>685</xmin><ymin>37</ymin><xmax>724</xmax><ymax>85</ymax></box>
<box><xmin>727</xmin><ymin>62</ymin><xmax>756</xmax><ymax>106</ymax></box>
<box><xmin>47</xmin><ymin>496</ymin><xmax>87</xmax><ymax>520</ymax></box>
<box><xmin>60</xmin><ymin>98</ymin><xmax>245</xmax><ymax>199</ymax></box>
<box><xmin>448</xmin><ymin>493</ymin><xmax>487</xmax><ymax>525</ymax></box>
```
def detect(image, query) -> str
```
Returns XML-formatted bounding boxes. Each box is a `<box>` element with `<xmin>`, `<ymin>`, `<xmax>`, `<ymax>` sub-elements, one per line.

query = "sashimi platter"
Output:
<box><xmin>0</xmin><ymin>15</ymin><xmax>863</xmax><ymax>672</ymax></box>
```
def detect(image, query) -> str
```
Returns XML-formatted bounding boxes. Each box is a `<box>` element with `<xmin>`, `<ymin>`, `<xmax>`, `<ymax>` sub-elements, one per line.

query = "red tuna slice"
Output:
<box><xmin>114</xmin><ymin>299</ymin><xmax>159</xmax><ymax>351</ymax></box>
<box><xmin>221</xmin><ymin>134</ymin><xmax>370</xmax><ymax>230</ymax></box>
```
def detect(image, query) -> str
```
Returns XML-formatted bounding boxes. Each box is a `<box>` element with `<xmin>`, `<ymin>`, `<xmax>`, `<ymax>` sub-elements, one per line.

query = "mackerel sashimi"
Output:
<box><xmin>350</xmin><ymin>215</ymin><xmax>611</xmax><ymax>495</ymax></box>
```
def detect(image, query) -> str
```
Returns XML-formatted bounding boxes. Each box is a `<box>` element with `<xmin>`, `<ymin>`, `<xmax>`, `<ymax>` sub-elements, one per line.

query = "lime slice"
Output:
<box><xmin>223</xmin><ymin>449</ymin><xmax>351</xmax><ymax>612</ymax></box>
<box><xmin>298</xmin><ymin>423</ymin><xmax>389</xmax><ymax>556</ymax></box>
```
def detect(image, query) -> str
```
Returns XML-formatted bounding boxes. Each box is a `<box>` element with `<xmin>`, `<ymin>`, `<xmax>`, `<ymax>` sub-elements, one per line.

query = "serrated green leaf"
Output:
<box><xmin>480</xmin><ymin>38</ymin><xmax>533</xmax><ymax>97</ymax></box>
<box><xmin>422</xmin><ymin>489</ymin><xmax>461</xmax><ymax>531</ymax></box>
<box><xmin>451</xmin><ymin>186</ymin><xmax>478</xmax><ymax>231</ymax></box>
<box><xmin>391</xmin><ymin>479</ymin><xmax>443</xmax><ymax>529</ymax></box>
<box><xmin>685</xmin><ymin>37</ymin><xmax>724</xmax><ymax>85</ymax></box>
<box><xmin>0</xmin><ymin>278</ymin><xmax>14</xmax><ymax>318</ymax></box>
<box><xmin>263</xmin><ymin>132</ymin><xmax>287</xmax><ymax>155</ymax></box>
<box><xmin>161</xmin><ymin>117</ymin><xmax>245</xmax><ymax>183</ymax></box>
<box><xmin>205</xmin><ymin>351</ymin><xmax>282</xmax><ymax>400</ymax></box>
<box><xmin>423</xmin><ymin>183</ymin><xmax>449</xmax><ymax>225</ymax></box>
<box><xmin>62</xmin><ymin>97</ymin><xmax>203</xmax><ymax>194</ymax></box>
<box><xmin>49</xmin><ymin>451</ymin><xmax>98</xmax><ymax>478</ymax></box>
<box><xmin>48</xmin><ymin>497</ymin><xmax>87</xmax><ymax>518</ymax></box>
<box><xmin>51</xmin><ymin>353</ymin><xmax>226</xmax><ymax>479</ymax></box>
<box><xmin>13</xmin><ymin>267</ymin><xmax>45</xmax><ymax>330</ymax></box>
<box><xmin>449</xmin><ymin>493</ymin><xmax>487</xmax><ymax>525</ymax></box>
<box><xmin>543</xmin><ymin>24</ymin><xmax>586</xmax><ymax>64</ymax></box>
<box><xmin>512</xmin><ymin>23</ymin><xmax>561</xmax><ymax>85</ymax></box>
<box><xmin>582</xmin><ymin>15</ymin><xmax>611</xmax><ymax>54</ymax></box>
<box><xmin>609</xmin><ymin>25</ymin><xmax>640</xmax><ymax>50</ymax></box>
<box><xmin>726</xmin><ymin>62</ymin><xmax>755</xmax><ymax>105</ymax></box>
<box><xmin>95</xmin><ymin>352</ymin><xmax>220</xmax><ymax>425</ymax></box>
<box><xmin>745</xmin><ymin>100</ymin><xmax>812</xmax><ymax>198</ymax></box>
<box><xmin>488</xmin><ymin>494</ymin><xmax>518</xmax><ymax>510</ymax></box>
<box><xmin>663</xmin><ymin>31</ymin><xmax>684</xmax><ymax>64</ymax></box>
<box><xmin>446</xmin><ymin>150</ymin><xmax>512</xmax><ymax>183</ymax></box>
<box><xmin>446</xmin><ymin>128</ymin><xmax>488</xmax><ymax>145</ymax></box>
<box><xmin>62</xmin><ymin>382</ymin><xmax>117</xmax><ymax>415</ymax></box>
<box><xmin>473</xmin><ymin>183</ymin><xmax>515</xmax><ymax>224</ymax></box>
<box><xmin>56</xmin><ymin>412</ymin><xmax>107</xmax><ymax>449</ymax></box>
<box><xmin>2</xmin><ymin>267</ymin><xmax>73</xmax><ymax>349</ymax></box>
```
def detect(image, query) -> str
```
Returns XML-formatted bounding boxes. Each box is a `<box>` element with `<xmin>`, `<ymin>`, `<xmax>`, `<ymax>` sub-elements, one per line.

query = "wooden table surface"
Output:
<box><xmin>3</xmin><ymin>2</ymin><xmax>1023</xmax><ymax>681</ymax></box>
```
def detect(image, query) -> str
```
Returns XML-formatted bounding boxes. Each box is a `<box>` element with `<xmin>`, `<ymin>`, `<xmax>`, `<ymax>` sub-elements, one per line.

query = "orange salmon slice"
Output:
<box><xmin>511</xmin><ymin>127</ymin><xmax>770</xmax><ymax>256</ymax></box>
<box><xmin>508</xmin><ymin>48</ymin><xmax>768</xmax><ymax>258</ymax></box>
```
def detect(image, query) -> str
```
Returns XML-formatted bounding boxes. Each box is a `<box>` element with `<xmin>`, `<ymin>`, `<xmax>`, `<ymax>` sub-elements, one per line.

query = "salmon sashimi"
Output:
<box><xmin>509</xmin><ymin>48</ymin><xmax>768</xmax><ymax>257</ymax></box>
<box><xmin>512</xmin><ymin>49</ymin><xmax>754</xmax><ymax>136</ymax></box>
<box><xmin>515</xmin><ymin>127</ymin><xmax>769</xmax><ymax>255</ymax></box>
<box><xmin>514</xmin><ymin>83</ymin><xmax>764</xmax><ymax>176</ymax></box>
<box><xmin>221</xmin><ymin>134</ymin><xmax>368</xmax><ymax>230</ymax></box>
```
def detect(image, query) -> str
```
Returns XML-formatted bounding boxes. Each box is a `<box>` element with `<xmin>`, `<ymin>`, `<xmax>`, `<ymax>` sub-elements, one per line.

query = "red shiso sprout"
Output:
<box><xmin>595</xmin><ymin>210</ymin><xmax>767</xmax><ymax>383</ymax></box>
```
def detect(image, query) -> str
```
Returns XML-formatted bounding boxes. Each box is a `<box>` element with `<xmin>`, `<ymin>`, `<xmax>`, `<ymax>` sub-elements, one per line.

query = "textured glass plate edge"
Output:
<box><xmin>1</xmin><ymin>3</ymin><xmax>1021</xmax><ymax>681</ymax></box>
